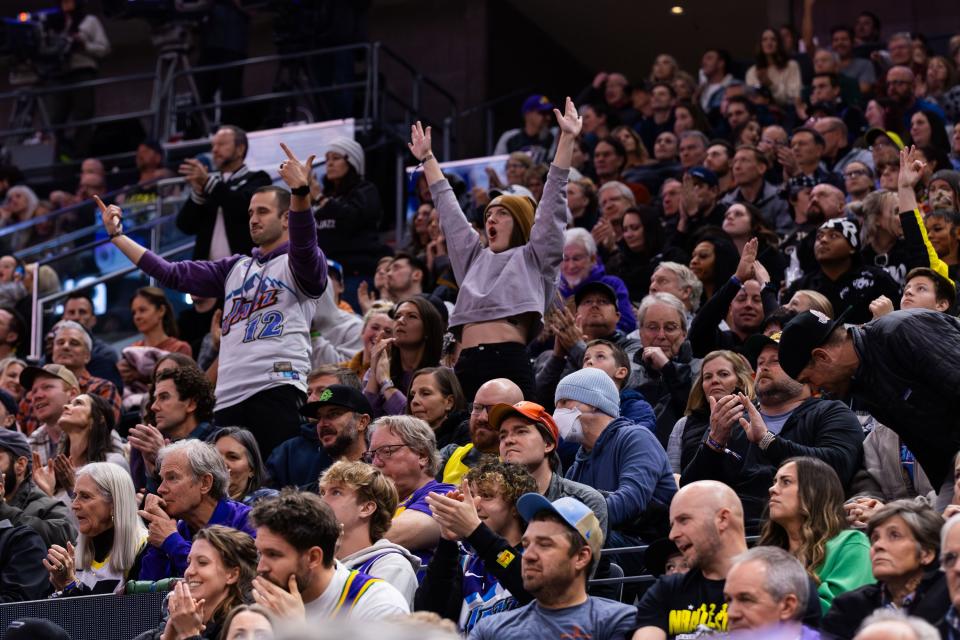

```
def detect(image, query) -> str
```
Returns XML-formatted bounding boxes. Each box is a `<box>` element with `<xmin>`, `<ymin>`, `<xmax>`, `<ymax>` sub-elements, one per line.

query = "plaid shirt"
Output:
<box><xmin>19</xmin><ymin>369</ymin><xmax>122</xmax><ymax>435</ymax></box>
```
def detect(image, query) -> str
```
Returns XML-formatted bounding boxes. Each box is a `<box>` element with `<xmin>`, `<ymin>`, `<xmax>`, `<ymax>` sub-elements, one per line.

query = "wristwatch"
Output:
<box><xmin>381</xmin><ymin>379</ymin><xmax>395</xmax><ymax>392</ymax></box>
<box><xmin>758</xmin><ymin>431</ymin><xmax>777</xmax><ymax>451</ymax></box>
<box><xmin>291</xmin><ymin>184</ymin><xmax>310</xmax><ymax>197</ymax></box>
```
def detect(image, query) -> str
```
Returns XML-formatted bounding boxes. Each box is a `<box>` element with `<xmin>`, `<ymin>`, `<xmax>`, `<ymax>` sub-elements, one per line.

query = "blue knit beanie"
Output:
<box><xmin>554</xmin><ymin>368</ymin><xmax>621</xmax><ymax>418</ymax></box>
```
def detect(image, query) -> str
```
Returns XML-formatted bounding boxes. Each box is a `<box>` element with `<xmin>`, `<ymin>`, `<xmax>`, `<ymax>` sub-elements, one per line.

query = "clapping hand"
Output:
<box><xmin>737</xmin><ymin>394</ymin><xmax>769</xmax><ymax>444</ymax></box>
<box><xmin>165</xmin><ymin>581</ymin><xmax>206</xmax><ymax>639</ymax></box>
<box><xmin>43</xmin><ymin>541</ymin><xmax>76</xmax><ymax>590</ymax></box>
<box><xmin>32</xmin><ymin>452</ymin><xmax>56</xmax><ymax>496</ymax></box>
<box><xmin>707</xmin><ymin>394</ymin><xmax>743</xmax><ymax>447</ymax></box>
<box><xmin>426</xmin><ymin>480</ymin><xmax>482</xmax><ymax>541</ymax></box>
<box><xmin>127</xmin><ymin>424</ymin><xmax>168</xmax><ymax>475</ymax></box>
<box><xmin>178</xmin><ymin>158</ymin><xmax>209</xmax><ymax>193</ymax></box>
<box><xmin>869</xmin><ymin>295</ymin><xmax>894</xmax><ymax>319</ymax></box>
<box><xmin>52</xmin><ymin>454</ymin><xmax>76</xmax><ymax>495</ymax></box>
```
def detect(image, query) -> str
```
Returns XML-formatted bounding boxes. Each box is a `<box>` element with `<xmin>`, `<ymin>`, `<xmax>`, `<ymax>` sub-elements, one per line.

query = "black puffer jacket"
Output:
<box><xmin>632</xmin><ymin>341</ymin><xmax>701</xmax><ymax>448</ymax></box>
<box><xmin>680</xmin><ymin>397</ymin><xmax>864</xmax><ymax>531</ymax></box>
<box><xmin>822</xmin><ymin>569</ymin><xmax>948</xmax><ymax>639</ymax></box>
<box><xmin>315</xmin><ymin>174</ymin><xmax>384</xmax><ymax>276</ymax></box>
<box><xmin>848</xmin><ymin>309</ymin><xmax>960</xmax><ymax>486</ymax></box>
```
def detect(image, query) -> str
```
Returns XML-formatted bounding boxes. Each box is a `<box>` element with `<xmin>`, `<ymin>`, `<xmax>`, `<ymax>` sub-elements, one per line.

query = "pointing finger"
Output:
<box><xmin>305</xmin><ymin>155</ymin><xmax>316</xmax><ymax>169</ymax></box>
<box><xmin>279</xmin><ymin>142</ymin><xmax>297</xmax><ymax>162</ymax></box>
<box><xmin>93</xmin><ymin>195</ymin><xmax>108</xmax><ymax>213</ymax></box>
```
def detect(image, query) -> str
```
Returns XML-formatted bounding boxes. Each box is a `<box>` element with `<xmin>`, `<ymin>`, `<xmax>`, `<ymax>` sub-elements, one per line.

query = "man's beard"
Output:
<box><xmin>323</xmin><ymin>418</ymin><xmax>358</xmax><ymax>460</ymax></box>
<box><xmin>758</xmin><ymin>376</ymin><xmax>805</xmax><ymax>406</ymax></box>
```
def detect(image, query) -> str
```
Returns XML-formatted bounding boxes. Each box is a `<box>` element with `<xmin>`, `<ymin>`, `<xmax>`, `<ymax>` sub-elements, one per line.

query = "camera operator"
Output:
<box><xmin>45</xmin><ymin>0</ymin><xmax>111</xmax><ymax>158</ymax></box>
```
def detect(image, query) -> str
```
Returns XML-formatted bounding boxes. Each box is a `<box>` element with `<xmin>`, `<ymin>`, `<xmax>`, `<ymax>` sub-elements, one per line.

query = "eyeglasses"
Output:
<box><xmin>642</xmin><ymin>322</ymin><xmax>682</xmax><ymax>335</ymax></box>
<box><xmin>468</xmin><ymin>403</ymin><xmax>494</xmax><ymax>415</ymax></box>
<box><xmin>944</xmin><ymin>551</ymin><xmax>960</xmax><ymax>569</ymax></box>
<box><xmin>844</xmin><ymin>169</ymin><xmax>870</xmax><ymax>179</ymax></box>
<box><xmin>362</xmin><ymin>444</ymin><xmax>407</xmax><ymax>464</ymax></box>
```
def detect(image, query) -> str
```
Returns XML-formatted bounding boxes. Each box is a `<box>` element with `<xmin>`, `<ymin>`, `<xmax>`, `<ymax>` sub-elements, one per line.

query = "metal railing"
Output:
<box><xmin>1</xmin><ymin>41</ymin><xmax>459</xmax><ymax>156</ymax></box>
<box><xmin>458</xmin><ymin>86</ymin><xmax>535</xmax><ymax>155</ymax></box>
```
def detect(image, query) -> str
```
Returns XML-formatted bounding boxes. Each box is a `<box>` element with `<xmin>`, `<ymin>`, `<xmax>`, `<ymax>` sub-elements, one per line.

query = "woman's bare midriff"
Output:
<box><xmin>460</xmin><ymin>317</ymin><xmax>531</xmax><ymax>349</ymax></box>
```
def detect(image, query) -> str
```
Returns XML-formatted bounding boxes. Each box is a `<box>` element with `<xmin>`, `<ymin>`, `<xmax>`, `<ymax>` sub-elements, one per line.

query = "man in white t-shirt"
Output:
<box><xmin>249</xmin><ymin>489</ymin><xmax>409</xmax><ymax>622</ymax></box>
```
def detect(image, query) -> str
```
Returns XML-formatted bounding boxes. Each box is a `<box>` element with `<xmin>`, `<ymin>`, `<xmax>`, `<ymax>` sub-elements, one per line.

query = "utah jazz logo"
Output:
<box><xmin>222</xmin><ymin>289</ymin><xmax>279</xmax><ymax>336</ymax></box>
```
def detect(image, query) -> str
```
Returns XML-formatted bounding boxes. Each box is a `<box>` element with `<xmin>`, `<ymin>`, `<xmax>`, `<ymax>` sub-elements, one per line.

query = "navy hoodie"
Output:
<box><xmin>565</xmin><ymin>417</ymin><xmax>676</xmax><ymax>528</ymax></box>
<box><xmin>265</xmin><ymin>423</ymin><xmax>333</xmax><ymax>490</ymax></box>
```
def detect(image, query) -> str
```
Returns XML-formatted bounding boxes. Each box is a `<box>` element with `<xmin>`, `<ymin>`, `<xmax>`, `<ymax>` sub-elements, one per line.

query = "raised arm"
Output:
<box><xmin>412</xmin><ymin>123</ymin><xmax>483</xmax><ymax>282</ymax></box>
<box><xmin>897</xmin><ymin>146</ymin><xmax>952</xmax><ymax>282</ymax></box>
<box><xmin>98</xmin><ymin>195</ymin><xmax>233</xmax><ymax>297</ymax></box>
<box><xmin>550</xmin><ymin>97</ymin><xmax>582</xmax><ymax>169</ymax></box>
<box><xmin>279</xmin><ymin>143</ymin><xmax>328</xmax><ymax>297</ymax></box>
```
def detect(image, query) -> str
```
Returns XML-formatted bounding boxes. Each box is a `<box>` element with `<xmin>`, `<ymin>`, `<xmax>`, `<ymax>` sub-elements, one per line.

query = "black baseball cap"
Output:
<box><xmin>5</xmin><ymin>618</ymin><xmax>71</xmax><ymax>640</ymax></box>
<box><xmin>299</xmin><ymin>384</ymin><xmax>372</xmax><ymax>419</ymax></box>
<box><xmin>777</xmin><ymin>307</ymin><xmax>851</xmax><ymax>381</ymax></box>
<box><xmin>742</xmin><ymin>331</ymin><xmax>782</xmax><ymax>369</ymax></box>
<box><xmin>644</xmin><ymin>538</ymin><xmax>682</xmax><ymax>577</ymax></box>
<box><xmin>574</xmin><ymin>281</ymin><xmax>617</xmax><ymax>307</ymax></box>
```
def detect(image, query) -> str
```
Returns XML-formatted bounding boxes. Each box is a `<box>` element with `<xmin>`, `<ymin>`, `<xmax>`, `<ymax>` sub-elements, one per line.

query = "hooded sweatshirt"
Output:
<box><xmin>565</xmin><ymin>417</ymin><xmax>676</xmax><ymax>529</ymax></box>
<box><xmin>559</xmin><ymin>262</ymin><xmax>638</xmax><ymax>333</ymax></box>
<box><xmin>341</xmin><ymin>538</ymin><xmax>422</xmax><ymax>607</ymax></box>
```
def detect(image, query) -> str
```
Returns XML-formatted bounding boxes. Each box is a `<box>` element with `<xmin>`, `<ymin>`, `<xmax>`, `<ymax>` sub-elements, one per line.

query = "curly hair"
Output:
<box><xmin>250</xmin><ymin>489</ymin><xmax>340</xmax><ymax>567</ymax></box>
<box><xmin>465</xmin><ymin>457</ymin><xmax>538</xmax><ymax>515</ymax></box>
<box><xmin>192</xmin><ymin>525</ymin><xmax>258</xmax><ymax>622</ymax></box>
<box><xmin>155</xmin><ymin>365</ymin><xmax>216</xmax><ymax>424</ymax></box>
<box><xmin>759</xmin><ymin>457</ymin><xmax>846</xmax><ymax>581</ymax></box>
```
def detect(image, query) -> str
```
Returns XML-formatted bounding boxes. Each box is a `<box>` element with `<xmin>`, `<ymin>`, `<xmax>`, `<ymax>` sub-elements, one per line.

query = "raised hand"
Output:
<box><xmin>278</xmin><ymin>143</ymin><xmax>316</xmax><ymax>189</ymax></box>
<box><xmin>734</xmin><ymin>238</ymin><xmax>759</xmax><ymax>283</ymax></box>
<box><xmin>554</xmin><ymin>97</ymin><xmax>583</xmax><ymax>137</ymax></box>
<box><xmin>408</xmin><ymin>121</ymin><xmax>433</xmax><ymax>162</ymax></box>
<box><xmin>94</xmin><ymin>195</ymin><xmax>123</xmax><ymax>236</ymax></box>
<box><xmin>898</xmin><ymin>146</ymin><xmax>926</xmax><ymax>190</ymax></box>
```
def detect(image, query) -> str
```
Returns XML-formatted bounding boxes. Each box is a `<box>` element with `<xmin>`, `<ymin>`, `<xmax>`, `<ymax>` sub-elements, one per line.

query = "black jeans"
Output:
<box><xmin>455</xmin><ymin>342</ymin><xmax>535</xmax><ymax>401</ymax></box>
<box><xmin>214</xmin><ymin>384</ymin><xmax>305</xmax><ymax>460</ymax></box>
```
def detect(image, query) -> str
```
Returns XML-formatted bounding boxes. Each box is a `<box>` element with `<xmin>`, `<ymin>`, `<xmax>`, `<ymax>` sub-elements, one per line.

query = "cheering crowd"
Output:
<box><xmin>4</xmin><ymin>5</ymin><xmax>960</xmax><ymax>640</ymax></box>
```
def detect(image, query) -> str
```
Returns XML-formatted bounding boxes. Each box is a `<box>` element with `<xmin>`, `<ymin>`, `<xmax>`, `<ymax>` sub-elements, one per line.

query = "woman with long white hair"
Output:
<box><xmin>44</xmin><ymin>462</ymin><xmax>148</xmax><ymax>595</ymax></box>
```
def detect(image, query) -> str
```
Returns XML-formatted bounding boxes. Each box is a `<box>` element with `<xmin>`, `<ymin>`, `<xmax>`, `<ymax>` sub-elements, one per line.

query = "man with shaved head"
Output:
<box><xmin>634</xmin><ymin>481</ymin><xmax>823</xmax><ymax>639</ymax></box>
<box><xmin>634</xmin><ymin>481</ymin><xmax>746</xmax><ymax>639</ymax></box>
<box><xmin>437</xmin><ymin>378</ymin><xmax>523</xmax><ymax>485</ymax></box>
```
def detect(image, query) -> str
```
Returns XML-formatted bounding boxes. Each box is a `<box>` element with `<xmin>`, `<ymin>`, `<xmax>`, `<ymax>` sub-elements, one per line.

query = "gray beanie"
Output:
<box><xmin>554</xmin><ymin>368</ymin><xmax>621</xmax><ymax>418</ymax></box>
<box><xmin>327</xmin><ymin>137</ymin><xmax>365</xmax><ymax>177</ymax></box>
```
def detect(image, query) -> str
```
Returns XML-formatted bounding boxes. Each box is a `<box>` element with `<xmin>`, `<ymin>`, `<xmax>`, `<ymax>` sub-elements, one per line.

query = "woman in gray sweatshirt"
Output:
<box><xmin>407</xmin><ymin>97</ymin><xmax>582</xmax><ymax>400</ymax></box>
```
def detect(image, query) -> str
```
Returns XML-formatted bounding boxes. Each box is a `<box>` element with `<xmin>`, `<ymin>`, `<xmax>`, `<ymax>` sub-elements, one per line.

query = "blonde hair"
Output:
<box><xmin>319</xmin><ymin>461</ymin><xmax>399</xmax><ymax>542</ymax></box>
<box><xmin>685</xmin><ymin>350</ymin><xmax>755</xmax><ymax>415</ymax></box>
<box><xmin>791</xmin><ymin>290</ymin><xmax>835</xmax><ymax>318</ymax></box>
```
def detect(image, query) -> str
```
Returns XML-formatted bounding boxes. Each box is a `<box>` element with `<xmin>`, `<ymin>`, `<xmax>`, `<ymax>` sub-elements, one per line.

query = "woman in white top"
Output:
<box><xmin>746</xmin><ymin>28</ymin><xmax>802</xmax><ymax>107</ymax></box>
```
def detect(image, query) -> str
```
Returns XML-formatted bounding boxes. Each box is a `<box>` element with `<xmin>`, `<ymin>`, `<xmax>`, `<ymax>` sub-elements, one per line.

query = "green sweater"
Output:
<box><xmin>815</xmin><ymin>529</ymin><xmax>876</xmax><ymax>613</ymax></box>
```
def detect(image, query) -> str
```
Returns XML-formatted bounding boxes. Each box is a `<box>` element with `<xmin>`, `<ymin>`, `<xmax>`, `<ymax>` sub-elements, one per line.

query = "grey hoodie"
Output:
<box><xmin>341</xmin><ymin>538</ymin><xmax>422</xmax><ymax>607</ymax></box>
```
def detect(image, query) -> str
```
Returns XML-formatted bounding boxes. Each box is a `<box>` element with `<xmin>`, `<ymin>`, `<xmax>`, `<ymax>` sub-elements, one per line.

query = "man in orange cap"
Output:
<box><xmin>491</xmin><ymin>400</ymin><xmax>607</xmax><ymax>536</ymax></box>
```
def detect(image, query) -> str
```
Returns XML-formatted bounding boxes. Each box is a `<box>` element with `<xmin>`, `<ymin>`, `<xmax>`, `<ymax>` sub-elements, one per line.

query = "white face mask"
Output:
<box><xmin>553</xmin><ymin>407</ymin><xmax>585</xmax><ymax>444</ymax></box>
